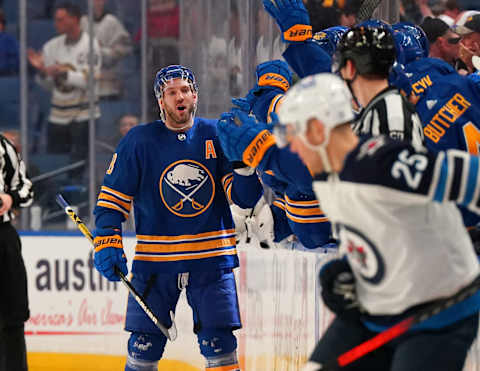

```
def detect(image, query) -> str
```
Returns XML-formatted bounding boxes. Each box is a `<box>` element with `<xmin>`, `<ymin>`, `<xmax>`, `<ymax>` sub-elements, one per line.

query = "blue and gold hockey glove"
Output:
<box><xmin>262</xmin><ymin>0</ymin><xmax>312</xmax><ymax>43</ymax></box>
<box><xmin>319</xmin><ymin>258</ymin><xmax>362</xmax><ymax>322</ymax></box>
<box><xmin>217</xmin><ymin>109</ymin><xmax>276</xmax><ymax>168</ymax></box>
<box><xmin>93</xmin><ymin>227</ymin><xmax>128</xmax><ymax>282</ymax></box>
<box><xmin>232</xmin><ymin>60</ymin><xmax>292</xmax><ymax>123</ymax></box>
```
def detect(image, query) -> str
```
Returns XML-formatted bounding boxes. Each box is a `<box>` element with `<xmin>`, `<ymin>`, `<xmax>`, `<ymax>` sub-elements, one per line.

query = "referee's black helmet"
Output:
<box><xmin>334</xmin><ymin>25</ymin><xmax>397</xmax><ymax>77</ymax></box>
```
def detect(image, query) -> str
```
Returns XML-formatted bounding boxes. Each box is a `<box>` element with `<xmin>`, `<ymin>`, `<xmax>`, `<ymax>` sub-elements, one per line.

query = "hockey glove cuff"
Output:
<box><xmin>262</xmin><ymin>0</ymin><xmax>312</xmax><ymax>43</ymax></box>
<box><xmin>218</xmin><ymin>109</ymin><xmax>276</xmax><ymax>167</ymax></box>
<box><xmin>93</xmin><ymin>227</ymin><xmax>128</xmax><ymax>282</ymax></box>
<box><xmin>319</xmin><ymin>258</ymin><xmax>362</xmax><ymax>322</ymax></box>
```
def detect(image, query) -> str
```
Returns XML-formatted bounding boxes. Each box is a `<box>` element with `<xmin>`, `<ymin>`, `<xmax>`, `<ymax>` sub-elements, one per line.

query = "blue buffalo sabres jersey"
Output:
<box><xmin>94</xmin><ymin>118</ymin><xmax>262</xmax><ymax>274</ymax></box>
<box><xmin>258</xmin><ymin>147</ymin><xmax>333</xmax><ymax>248</ymax></box>
<box><xmin>402</xmin><ymin>58</ymin><xmax>480</xmax><ymax>227</ymax></box>
<box><xmin>313</xmin><ymin>136</ymin><xmax>480</xmax><ymax>329</ymax></box>
<box><xmin>260</xmin><ymin>170</ymin><xmax>332</xmax><ymax>248</ymax></box>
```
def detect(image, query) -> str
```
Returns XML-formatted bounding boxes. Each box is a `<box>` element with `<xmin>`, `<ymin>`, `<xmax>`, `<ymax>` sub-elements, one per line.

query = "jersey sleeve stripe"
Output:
<box><xmin>432</xmin><ymin>153</ymin><xmax>448</xmax><ymax>202</ymax></box>
<box><xmin>463</xmin><ymin>155</ymin><xmax>479</xmax><ymax>205</ymax></box>
<box><xmin>449</xmin><ymin>155</ymin><xmax>464</xmax><ymax>202</ymax></box>
<box><xmin>100</xmin><ymin>185</ymin><xmax>133</xmax><ymax>201</ymax></box>
<box><xmin>98</xmin><ymin>192</ymin><xmax>132</xmax><ymax>211</ymax></box>
<box><xmin>286</xmin><ymin>211</ymin><xmax>329</xmax><ymax>223</ymax></box>
<box><xmin>267</xmin><ymin>94</ymin><xmax>284</xmax><ymax>123</ymax></box>
<box><xmin>96</xmin><ymin>200</ymin><xmax>129</xmax><ymax>219</ymax></box>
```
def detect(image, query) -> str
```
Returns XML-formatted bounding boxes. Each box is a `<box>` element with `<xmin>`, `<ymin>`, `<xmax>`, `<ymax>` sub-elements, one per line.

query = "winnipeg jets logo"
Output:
<box><xmin>338</xmin><ymin>224</ymin><xmax>385</xmax><ymax>285</ymax></box>
<box><xmin>160</xmin><ymin>160</ymin><xmax>215</xmax><ymax>217</ymax></box>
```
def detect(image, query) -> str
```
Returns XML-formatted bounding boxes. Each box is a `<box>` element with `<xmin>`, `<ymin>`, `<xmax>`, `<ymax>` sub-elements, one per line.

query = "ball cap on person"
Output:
<box><xmin>420</xmin><ymin>17</ymin><xmax>452</xmax><ymax>44</ymax></box>
<box><xmin>455</xmin><ymin>14</ymin><xmax>480</xmax><ymax>35</ymax></box>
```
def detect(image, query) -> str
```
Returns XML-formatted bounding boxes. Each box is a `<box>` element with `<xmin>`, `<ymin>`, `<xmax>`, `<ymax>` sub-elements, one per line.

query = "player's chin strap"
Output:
<box><xmin>299</xmin><ymin>133</ymin><xmax>333</xmax><ymax>173</ymax></box>
<box><xmin>344</xmin><ymin>73</ymin><xmax>362</xmax><ymax>113</ymax></box>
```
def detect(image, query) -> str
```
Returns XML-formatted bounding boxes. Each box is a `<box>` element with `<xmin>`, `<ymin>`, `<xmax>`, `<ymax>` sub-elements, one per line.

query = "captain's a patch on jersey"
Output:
<box><xmin>159</xmin><ymin>160</ymin><xmax>215</xmax><ymax>217</ymax></box>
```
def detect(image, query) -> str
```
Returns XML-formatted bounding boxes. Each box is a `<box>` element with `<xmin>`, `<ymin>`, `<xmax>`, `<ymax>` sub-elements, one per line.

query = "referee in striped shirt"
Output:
<box><xmin>334</xmin><ymin>24</ymin><xmax>425</xmax><ymax>147</ymax></box>
<box><xmin>0</xmin><ymin>132</ymin><xmax>33</xmax><ymax>371</ymax></box>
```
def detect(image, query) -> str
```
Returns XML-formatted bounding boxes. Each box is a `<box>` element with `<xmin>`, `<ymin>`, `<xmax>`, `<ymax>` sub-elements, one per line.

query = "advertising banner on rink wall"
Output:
<box><xmin>20</xmin><ymin>235</ymin><xmax>480</xmax><ymax>371</ymax></box>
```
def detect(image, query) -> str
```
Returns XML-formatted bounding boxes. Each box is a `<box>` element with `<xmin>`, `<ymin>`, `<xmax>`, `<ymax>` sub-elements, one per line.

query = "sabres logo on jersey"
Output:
<box><xmin>160</xmin><ymin>160</ymin><xmax>215</xmax><ymax>217</ymax></box>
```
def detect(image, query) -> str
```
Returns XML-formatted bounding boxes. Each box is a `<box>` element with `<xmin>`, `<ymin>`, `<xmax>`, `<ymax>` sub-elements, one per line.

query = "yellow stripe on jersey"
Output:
<box><xmin>222</xmin><ymin>173</ymin><xmax>234</xmax><ymax>201</ymax></box>
<box><xmin>136</xmin><ymin>237</ymin><xmax>237</xmax><ymax>253</ymax></box>
<box><xmin>272</xmin><ymin>197</ymin><xmax>286</xmax><ymax>210</ymax></box>
<box><xmin>101</xmin><ymin>186</ymin><xmax>133</xmax><ymax>201</ymax></box>
<box><xmin>284</xmin><ymin>195</ymin><xmax>329</xmax><ymax>223</ymax></box>
<box><xmin>267</xmin><ymin>94</ymin><xmax>284</xmax><ymax>123</ymax></box>
<box><xmin>96</xmin><ymin>201</ymin><xmax>129</xmax><ymax>219</ymax></box>
<box><xmin>286</xmin><ymin>213</ymin><xmax>329</xmax><ymax>223</ymax></box>
<box><xmin>98</xmin><ymin>192</ymin><xmax>131</xmax><ymax>211</ymax></box>
<box><xmin>137</xmin><ymin>229</ymin><xmax>235</xmax><ymax>242</ymax></box>
<box><xmin>284</xmin><ymin>194</ymin><xmax>319</xmax><ymax>206</ymax></box>
<box><xmin>134</xmin><ymin>247</ymin><xmax>237</xmax><ymax>262</ymax></box>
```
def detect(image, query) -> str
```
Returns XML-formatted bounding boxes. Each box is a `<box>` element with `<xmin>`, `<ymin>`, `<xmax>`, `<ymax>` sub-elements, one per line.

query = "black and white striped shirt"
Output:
<box><xmin>353</xmin><ymin>87</ymin><xmax>425</xmax><ymax>147</ymax></box>
<box><xmin>0</xmin><ymin>134</ymin><xmax>34</xmax><ymax>222</ymax></box>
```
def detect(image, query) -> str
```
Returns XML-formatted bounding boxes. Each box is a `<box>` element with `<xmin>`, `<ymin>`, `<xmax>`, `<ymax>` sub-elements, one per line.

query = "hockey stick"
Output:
<box><xmin>55</xmin><ymin>194</ymin><xmax>177</xmax><ymax>341</ymax></box>
<box><xmin>316</xmin><ymin>274</ymin><xmax>480</xmax><ymax>370</ymax></box>
<box><xmin>356</xmin><ymin>0</ymin><xmax>384</xmax><ymax>22</ymax></box>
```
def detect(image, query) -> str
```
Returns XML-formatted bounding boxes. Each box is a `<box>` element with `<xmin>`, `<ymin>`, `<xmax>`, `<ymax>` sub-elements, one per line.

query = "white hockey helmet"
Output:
<box><xmin>275</xmin><ymin>73</ymin><xmax>354</xmax><ymax>171</ymax></box>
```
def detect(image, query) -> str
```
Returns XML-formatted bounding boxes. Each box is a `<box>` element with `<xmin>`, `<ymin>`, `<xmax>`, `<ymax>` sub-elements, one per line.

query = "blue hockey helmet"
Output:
<box><xmin>154</xmin><ymin>65</ymin><xmax>198</xmax><ymax>99</ymax></box>
<box><xmin>392</xmin><ymin>22</ymin><xmax>429</xmax><ymax>65</ymax></box>
<box><xmin>312</xmin><ymin>26</ymin><xmax>349</xmax><ymax>57</ymax></box>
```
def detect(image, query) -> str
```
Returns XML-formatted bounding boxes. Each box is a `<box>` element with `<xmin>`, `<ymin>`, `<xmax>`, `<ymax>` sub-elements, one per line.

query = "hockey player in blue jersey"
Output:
<box><xmin>390</xmin><ymin>25</ymin><xmax>480</xmax><ymax>235</ymax></box>
<box><xmin>93</xmin><ymin>65</ymin><xmax>263</xmax><ymax>371</ymax></box>
<box><xmin>229</xmin><ymin>59</ymin><xmax>333</xmax><ymax>250</ymax></box>
<box><xmin>222</xmin><ymin>72</ymin><xmax>480</xmax><ymax>371</ymax></box>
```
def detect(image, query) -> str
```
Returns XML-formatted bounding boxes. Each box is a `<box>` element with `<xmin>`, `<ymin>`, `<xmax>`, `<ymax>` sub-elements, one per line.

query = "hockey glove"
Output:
<box><xmin>93</xmin><ymin>227</ymin><xmax>128</xmax><ymax>282</ymax></box>
<box><xmin>232</xmin><ymin>60</ymin><xmax>292</xmax><ymax>123</ymax></box>
<box><xmin>217</xmin><ymin>109</ymin><xmax>276</xmax><ymax>167</ymax></box>
<box><xmin>319</xmin><ymin>258</ymin><xmax>362</xmax><ymax>322</ymax></box>
<box><xmin>262</xmin><ymin>0</ymin><xmax>312</xmax><ymax>43</ymax></box>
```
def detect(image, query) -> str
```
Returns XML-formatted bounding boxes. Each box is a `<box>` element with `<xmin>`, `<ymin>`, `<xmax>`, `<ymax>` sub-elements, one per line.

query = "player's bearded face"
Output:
<box><xmin>161</xmin><ymin>79</ymin><xmax>197</xmax><ymax>126</ymax></box>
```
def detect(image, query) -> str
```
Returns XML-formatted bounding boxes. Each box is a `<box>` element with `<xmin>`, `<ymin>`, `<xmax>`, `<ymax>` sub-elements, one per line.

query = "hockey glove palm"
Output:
<box><xmin>93</xmin><ymin>227</ymin><xmax>128</xmax><ymax>282</ymax></box>
<box><xmin>217</xmin><ymin>109</ymin><xmax>276</xmax><ymax>167</ymax></box>
<box><xmin>319</xmin><ymin>258</ymin><xmax>361</xmax><ymax>322</ymax></box>
<box><xmin>262</xmin><ymin>0</ymin><xmax>312</xmax><ymax>43</ymax></box>
<box><xmin>232</xmin><ymin>60</ymin><xmax>292</xmax><ymax>123</ymax></box>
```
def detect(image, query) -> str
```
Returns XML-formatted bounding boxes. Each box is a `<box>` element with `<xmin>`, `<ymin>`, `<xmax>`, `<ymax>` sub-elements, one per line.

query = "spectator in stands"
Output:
<box><xmin>135</xmin><ymin>0</ymin><xmax>179</xmax><ymax>121</ymax></box>
<box><xmin>400</xmin><ymin>0</ymin><xmax>429</xmax><ymax>24</ymax></box>
<box><xmin>456</xmin><ymin>13</ymin><xmax>480</xmax><ymax>73</ymax></box>
<box><xmin>431</xmin><ymin>0</ymin><xmax>462</xmax><ymax>26</ymax></box>
<box><xmin>0</xmin><ymin>9</ymin><xmax>18</xmax><ymax>76</ymax></box>
<box><xmin>80</xmin><ymin>0</ymin><xmax>132</xmax><ymax>100</ymax></box>
<box><xmin>305</xmin><ymin>0</ymin><xmax>341</xmax><ymax>33</ymax></box>
<box><xmin>420</xmin><ymin>16</ymin><xmax>460</xmax><ymax>66</ymax></box>
<box><xmin>111</xmin><ymin>113</ymin><xmax>139</xmax><ymax>148</ymax></box>
<box><xmin>27</xmin><ymin>2</ymin><xmax>101</xmax><ymax>180</ymax></box>
<box><xmin>339</xmin><ymin>0</ymin><xmax>362</xmax><ymax>27</ymax></box>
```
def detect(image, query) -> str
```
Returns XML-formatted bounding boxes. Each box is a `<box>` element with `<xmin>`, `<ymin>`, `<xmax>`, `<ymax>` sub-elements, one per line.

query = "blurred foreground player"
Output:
<box><xmin>93</xmin><ymin>65</ymin><xmax>262</xmax><ymax>371</ymax></box>
<box><xmin>275</xmin><ymin>73</ymin><xmax>480</xmax><ymax>371</ymax></box>
<box><xmin>0</xmin><ymin>133</ymin><xmax>34</xmax><ymax>371</ymax></box>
